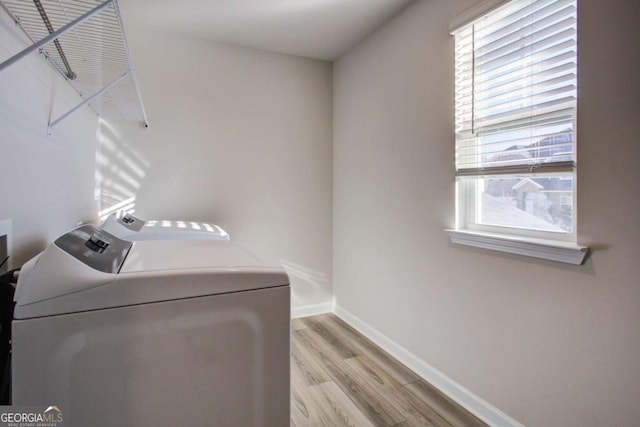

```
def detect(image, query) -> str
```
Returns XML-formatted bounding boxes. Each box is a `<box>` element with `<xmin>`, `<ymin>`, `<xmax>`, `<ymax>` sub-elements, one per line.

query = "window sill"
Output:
<box><xmin>445</xmin><ymin>229</ymin><xmax>589</xmax><ymax>265</ymax></box>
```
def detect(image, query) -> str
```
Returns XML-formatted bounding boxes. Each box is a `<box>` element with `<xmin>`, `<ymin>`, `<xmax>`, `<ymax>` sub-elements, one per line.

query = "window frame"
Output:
<box><xmin>446</xmin><ymin>0</ymin><xmax>588</xmax><ymax>264</ymax></box>
<box><xmin>457</xmin><ymin>172</ymin><xmax>577</xmax><ymax>243</ymax></box>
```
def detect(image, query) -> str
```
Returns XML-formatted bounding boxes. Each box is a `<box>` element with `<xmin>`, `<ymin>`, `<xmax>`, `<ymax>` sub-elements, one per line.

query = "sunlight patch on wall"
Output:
<box><xmin>98</xmin><ymin>196</ymin><xmax>136</xmax><ymax>222</ymax></box>
<box><xmin>96</xmin><ymin>118</ymin><xmax>149</xmax><ymax>221</ymax></box>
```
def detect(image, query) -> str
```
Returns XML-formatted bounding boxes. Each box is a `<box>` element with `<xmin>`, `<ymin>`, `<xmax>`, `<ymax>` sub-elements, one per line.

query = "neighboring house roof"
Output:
<box><xmin>480</xmin><ymin>192</ymin><xmax>565</xmax><ymax>232</ymax></box>
<box><xmin>485</xmin><ymin>145</ymin><xmax>531</xmax><ymax>165</ymax></box>
<box><xmin>485</xmin><ymin>128</ymin><xmax>573</xmax><ymax>166</ymax></box>
<box><xmin>512</xmin><ymin>178</ymin><xmax>544</xmax><ymax>191</ymax></box>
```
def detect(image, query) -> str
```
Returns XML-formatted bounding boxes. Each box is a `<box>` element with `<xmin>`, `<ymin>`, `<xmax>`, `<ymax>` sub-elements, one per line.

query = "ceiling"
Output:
<box><xmin>119</xmin><ymin>0</ymin><xmax>414</xmax><ymax>61</ymax></box>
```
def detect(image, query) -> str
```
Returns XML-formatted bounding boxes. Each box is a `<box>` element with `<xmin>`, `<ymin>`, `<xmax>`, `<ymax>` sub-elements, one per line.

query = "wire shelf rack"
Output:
<box><xmin>0</xmin><ymin>0</ymin><xmax>148</xmax><ymax>131</ymax></box>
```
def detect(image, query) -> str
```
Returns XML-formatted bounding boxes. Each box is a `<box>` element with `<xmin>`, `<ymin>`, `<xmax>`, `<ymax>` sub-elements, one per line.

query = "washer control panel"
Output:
<box><xmin>55</xmin><ymin>225</ymin><xmax>132</xmax><ymax>273</ymax></box>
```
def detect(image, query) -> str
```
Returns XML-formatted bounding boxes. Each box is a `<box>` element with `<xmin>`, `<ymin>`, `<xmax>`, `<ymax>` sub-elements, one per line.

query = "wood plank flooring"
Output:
<box><xmin>291</xmin><ymin>314</ymin><xmax>488</xmax><ymax>427</ymax></box>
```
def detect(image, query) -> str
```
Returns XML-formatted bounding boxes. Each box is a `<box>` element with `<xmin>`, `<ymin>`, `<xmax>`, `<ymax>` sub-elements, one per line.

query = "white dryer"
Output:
<box><xmin>12</xmin><ymin>225</ymin><xmax>290</xmax><ymax>427</ymax></box>
<box><xmin>101</xmin><ymin>213</ymin><xmax>230</xmax><ymax>241</ymax></box>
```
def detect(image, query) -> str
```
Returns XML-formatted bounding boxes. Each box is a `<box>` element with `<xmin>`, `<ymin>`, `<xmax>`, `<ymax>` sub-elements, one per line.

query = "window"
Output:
<box><xmin>448</xmin><ymin>0</ymin><xmax>588</xmax><ymax>264</ymax></box>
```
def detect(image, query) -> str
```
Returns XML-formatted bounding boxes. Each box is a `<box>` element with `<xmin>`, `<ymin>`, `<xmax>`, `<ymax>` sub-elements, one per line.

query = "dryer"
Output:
<box><xmin>12</xmin><ymin>225</ymin><xmax>289</xmax><ymax>427</ymax></box>
<box><xmin>101</xmin><ymin>213</ymin><xmax>230</xmax><ymax>241</ymax></box>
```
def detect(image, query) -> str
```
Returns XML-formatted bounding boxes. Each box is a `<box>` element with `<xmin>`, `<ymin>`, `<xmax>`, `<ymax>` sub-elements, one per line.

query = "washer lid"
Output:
<box><xmin>137</xmin><ymin>220</ymin><xmax>230</xmax><ymax>241</ymax></box>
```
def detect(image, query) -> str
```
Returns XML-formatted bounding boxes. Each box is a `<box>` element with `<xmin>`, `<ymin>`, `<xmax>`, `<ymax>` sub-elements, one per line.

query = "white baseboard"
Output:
<box><xmin>291</xmin><ymin>300</ymin><xmax>334</xmax><ymax>319</ymax></box>
<box><xmin>333</xmin><ymin>304</ymin><xmax>524</xmax><ymax>427</ymax></box>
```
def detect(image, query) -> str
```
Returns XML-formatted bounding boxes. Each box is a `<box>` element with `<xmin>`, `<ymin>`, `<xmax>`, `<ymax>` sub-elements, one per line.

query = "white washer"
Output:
<box><xmin>101</xmin><ymin>213</ymin><xmax>230</xmax><ymax>241</ymax></box>
<box><xmin>12</xmin><ymin>225</ymin><xmax>290</xmax><ymax>427</ymax></box>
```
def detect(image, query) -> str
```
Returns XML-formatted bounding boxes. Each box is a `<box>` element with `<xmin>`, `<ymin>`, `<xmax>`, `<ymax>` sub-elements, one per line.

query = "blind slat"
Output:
<box><xmin>475</xmin><ymin>94</ymin><xmax>575</xmax><ymax>124</ymax></box>
<box><xmin>455</xmin><ymin>160</ymin><xmax>575</xmax><ymax>177</ymax></box>
<box><xmin>475</xmin><ymin>46</ymin><xmax>575</xmax><ymax>84</ymax></box>
<box><xmin>474</xmin><ymin>0</ymin><xmax>574</xmax><ymax>41</ymax></box>
<box><xmin>474</xmin><ymin>28</ymin><xmax>576</xmax><ymax>75</ymax></box>
<box><xmin>475</xmin><ymin>2</ymin><xmax>575</xmax><ymax>60</ymax></box>
<box><xmin>476</xmin><ymin>61</ymin><xmax>575</xmax><ymax>98</ymax></box>
<box><xmin>475</xmin><ymin>74</ymin><xmax>576</xmax><ymax>107</ymax></box>
<box><xmin>457</xmin><ymin>130</ymin><xmax>573</xmax><ymax>155</ymax></box>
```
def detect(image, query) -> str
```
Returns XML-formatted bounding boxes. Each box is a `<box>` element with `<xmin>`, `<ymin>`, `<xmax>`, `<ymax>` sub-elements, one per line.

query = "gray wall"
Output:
<box><xmin>0</xmin><ymin>11</ymin><xmax>98</xmax><ymax>268</ymax></box>
<box><xmin>98</xmin><ymin>22</ymin><xmax>334</xmax><ymax>310</ymax></box>
<box><xmin>333</xmin><ymin>0</ymin><xmax>640</xmax><ymax>425</ymax></box>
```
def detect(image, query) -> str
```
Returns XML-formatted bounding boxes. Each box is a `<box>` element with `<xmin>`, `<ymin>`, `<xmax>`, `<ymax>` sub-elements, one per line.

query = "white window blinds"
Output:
<box><xmin>453</xmin><ymin>0</ymin><xmax>577</xmax><ymax>176</ymax></box>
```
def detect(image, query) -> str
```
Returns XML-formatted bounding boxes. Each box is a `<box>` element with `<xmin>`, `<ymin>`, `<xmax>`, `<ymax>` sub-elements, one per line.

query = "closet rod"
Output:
<box><xmin>0</xmin><ymin>0</ymin><xmax>112</xmax><ymax>73</ymax></box>
<box><xmin>33</xmin><ymin>0</ymin><xmax>75</xmax><ymax>79</ymax></box>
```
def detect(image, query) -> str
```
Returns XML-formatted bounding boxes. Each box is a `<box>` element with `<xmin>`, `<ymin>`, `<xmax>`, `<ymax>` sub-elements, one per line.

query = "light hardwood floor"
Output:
<box><xmin>291</xmin><ymin>314</ymin><xmax>488</xmax><ymax>427</ymax></box>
